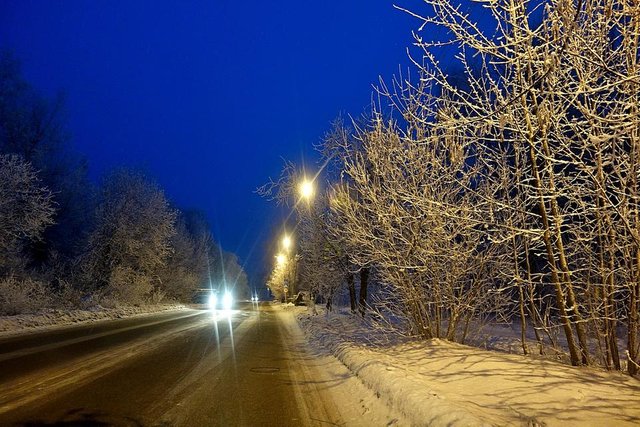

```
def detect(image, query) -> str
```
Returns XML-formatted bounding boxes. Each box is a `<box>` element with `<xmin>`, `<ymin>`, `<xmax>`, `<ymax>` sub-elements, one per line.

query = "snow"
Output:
<box><xmin>274</xmin><ymin>304</ymin><xmax>410</xmax><ymax>426</ymax></box>
<box><xmin>0</xmin><ymin>303</ymin><xmax>189</xmax><ymax>338</ymax></box>
<box><xmin>296</xmin><ymin>307</ymin><xmax>640</xmax><ymax>427</ymax></box>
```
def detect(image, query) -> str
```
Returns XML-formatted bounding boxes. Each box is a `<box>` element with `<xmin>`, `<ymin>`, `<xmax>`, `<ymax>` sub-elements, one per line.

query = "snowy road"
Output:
<box><xmin>0</xmin><ymin>303</ymin><xmax>402</xmax><ymax>426</ymax></box>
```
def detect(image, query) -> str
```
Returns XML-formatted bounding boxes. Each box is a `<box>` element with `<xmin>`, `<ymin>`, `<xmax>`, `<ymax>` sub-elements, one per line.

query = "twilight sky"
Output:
<box><xmin>0</xmin><ymin>1</ymin><xmax>425</xmax><ymax>285</ymax></box>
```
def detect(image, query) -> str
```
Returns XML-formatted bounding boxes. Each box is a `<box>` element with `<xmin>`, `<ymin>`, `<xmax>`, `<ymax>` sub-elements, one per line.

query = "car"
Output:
<box><xmin>208</xmin><ymin>290</ymin><xmax>233</xmax><ymax>310</ymax></box>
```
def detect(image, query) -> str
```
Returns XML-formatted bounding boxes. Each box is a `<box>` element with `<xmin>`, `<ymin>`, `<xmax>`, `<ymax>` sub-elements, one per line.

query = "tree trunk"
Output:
<box><xmin>358</xmin><ymin>267</ymin><xmax>369</xmax><ymax>317</ymax></box>
<box><xmin>326</xmin><ymin>293</ymin><xmax>333</xmax><ymax>312</ymax></box>
<box><xmin>347</xmin><ymin>274</ymin><xmax>356</xmax><ymax>313</ymax></box>
<box><xmin>527</xmin><ymin>141</ymin><xmax>581</xmax><ymax>366</ymax></box>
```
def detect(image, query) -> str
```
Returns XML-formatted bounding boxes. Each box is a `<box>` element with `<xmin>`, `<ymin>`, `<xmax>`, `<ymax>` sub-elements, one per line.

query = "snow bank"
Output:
<box><xmin>297</xmin><ymin>308</ymin><xmax>640</xmax><ymax>427</ymax></box>
<box><xmin>298</xmin><ymin>310</ymin><xmax>491</xmax><ymax>427</ymax></box>
<box><xmin>0</xmin><ymin>303</ymin><xmax>188</xmax><ymax>337</ymax></box>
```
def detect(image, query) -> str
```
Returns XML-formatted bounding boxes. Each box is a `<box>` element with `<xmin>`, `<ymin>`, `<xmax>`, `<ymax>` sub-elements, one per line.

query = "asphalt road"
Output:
<box><xmin>0</xmin><ymin>303</ymin><xmax>350</xmax><ymax>426</ymax></box>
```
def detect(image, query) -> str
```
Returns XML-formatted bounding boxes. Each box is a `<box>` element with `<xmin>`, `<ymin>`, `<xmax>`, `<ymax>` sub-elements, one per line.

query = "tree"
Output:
<box><xmin>0</xmin><ymin>51</ymin><xmax>93</xmax><ymax>267</ymax></box>
<box><xmin>383</xmin><ymin>0</ymin><xmax>640</xmax><ymax>370</ymax></box>
<box><xmin>320</xmin><ymin>118</ymin><xmax>373</xmax><ymax>316</ymax></box>
<box><xmin>259</xmin><ymin>161</ymin><xmax>352</xmax><ymax>309</ymax></box>
<box><xmin>208</xmin><ymin>248</ymin><xmax>250</xmax><ymax>300</ymax></box>
<box><xmin>84</xmin><ymin>170</ymin><xmax>176</xmax><ymax>303</ymax></box>
<box><xmin>0</xmin><ymin>154</ymin><xmax>55</xmax><ymax>274</ymax></box>
<box><xmin>297</xmin><ymin>189</ymin><xmax>348</xmax><ymax>310</ymax></box>
<box><xmin>156</xmin><ymin>213</ymin><xmax>208</xmax><ymax>302</ymax></box>
<box><xmin>331</xmin><ymin>114</ymin><xmax>511</xmax><ymax>341</ymax></box>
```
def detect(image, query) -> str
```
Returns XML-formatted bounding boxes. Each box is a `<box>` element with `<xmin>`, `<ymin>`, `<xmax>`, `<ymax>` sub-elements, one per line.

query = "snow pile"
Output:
<box><xmin>0</xmin><ymin>303</ymin><xmax>188</xmax><ymax>337</ymax></box>
<box><xmin>297</xmin><ymin>309</ymin><xmax>640</xmax><ymax>427</ymax></box>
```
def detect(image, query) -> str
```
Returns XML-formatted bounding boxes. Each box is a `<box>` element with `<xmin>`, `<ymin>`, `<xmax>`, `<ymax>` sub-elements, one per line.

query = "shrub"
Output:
<box><xmin>0</xmin><ymin>276</ymin><xmax>51</xmax><ymax>315</ymax></box>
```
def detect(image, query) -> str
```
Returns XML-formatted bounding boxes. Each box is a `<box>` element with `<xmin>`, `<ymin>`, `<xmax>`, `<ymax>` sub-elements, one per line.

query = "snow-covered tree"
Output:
<box><xmin>156</xmin><ymin>214</ymin><xmax>208</xmax><ymax>302</ymax></box>
<box><xmin>331</xmin><ymin>113</ymin><xmax>511</xmax><ymax>341</ymax></box>
<box><xmin>84</xmin><ymin>170</ymin><xmax>176</xmax><ymax>303</ymax></box>
<box><xmin>297</xmin><ymin>189</ymin><xmax>348</xmax><ymax>310</ymax></box>
<box><xmin>383</xmin><ymin>0</ymin><xmax>640</xmax><ymax>370</ymax></box>
<box><xmin>0</xmin><ymin>154</ymin><xmax>55</xmax><ymax>274</ymax></box>
<box><xmin>0</xmin><ymin>52</ymin><xmax>92</xmax><ymax>264</ymax></box>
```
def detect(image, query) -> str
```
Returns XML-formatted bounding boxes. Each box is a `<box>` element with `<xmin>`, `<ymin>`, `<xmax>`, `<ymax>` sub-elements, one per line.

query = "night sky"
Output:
<box><xmin>0</xmin><ymin>1</ymin><xmax>422</xmax><ymax>285</ymax></box>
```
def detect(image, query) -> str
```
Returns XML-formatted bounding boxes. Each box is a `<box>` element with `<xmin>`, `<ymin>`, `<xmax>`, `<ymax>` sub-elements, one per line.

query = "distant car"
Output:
<box><xmin>250</xmin><ymin>295</ymin><xmax>259</xmax><ymax>303</ymax></box>
<box><xmin>208</xmin><ymin>290</ymin><xmax>233</xmax><ymax>310</ymax></box>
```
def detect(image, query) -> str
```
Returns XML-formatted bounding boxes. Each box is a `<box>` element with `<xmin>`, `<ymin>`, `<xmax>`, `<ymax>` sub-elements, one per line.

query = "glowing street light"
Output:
<box><xmin>282</xmin><ymin>235</ymin><xmax>292</xmax><ymax>251</ymax></box>
<box><xmin>276</xmin><ymin>253</ymin><xmax>287</xmax><ymax>266</ymax></box>
<box><xmin>299</xmin><ymin>179</ymin><xmax>315</xmax><ymax>200</ymax></box>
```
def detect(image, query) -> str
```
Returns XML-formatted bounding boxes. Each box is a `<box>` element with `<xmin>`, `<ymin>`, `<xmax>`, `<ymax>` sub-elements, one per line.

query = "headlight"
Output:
<box><xmin>208</xmin><ymin>294</ymin><xmax>217</xmax><ymax>309</ymax></box>
<box><xmin>222</xmin><ymin>292</ymin><xmax>233</xmax><ymax>310</ymax></box>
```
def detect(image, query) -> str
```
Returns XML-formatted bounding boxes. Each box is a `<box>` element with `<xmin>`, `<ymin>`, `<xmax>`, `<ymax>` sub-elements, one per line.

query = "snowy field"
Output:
<box><xmin>295</xmin><ymin>305</ymin><xmax>640</xmax><ymax>427</ymax></box>
<box><xmin>0</xmin><ymin>303</ymin><xmax>189</xmax><ymax>338</ymax></box>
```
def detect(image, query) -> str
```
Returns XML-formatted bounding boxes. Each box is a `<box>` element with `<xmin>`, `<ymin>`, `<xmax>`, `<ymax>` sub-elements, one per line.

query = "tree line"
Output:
<box><xmin>0</xmin><ymin>52</ymin><xmax>248</xmax><ymax>315</ymax></box>
<box><xmin>264</xmin><ymin>0</ymin><xmax>640</xmax><ymax>376</ymax></box>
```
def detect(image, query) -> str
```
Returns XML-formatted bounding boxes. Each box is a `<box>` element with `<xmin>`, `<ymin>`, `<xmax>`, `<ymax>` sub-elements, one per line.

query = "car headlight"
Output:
<box><xmin>208</xmin><ymin>294</ymin><xmax>217</xmax><ymax>309</ymax></box>
<box><xmin>222</xmin><ymin>292</ymin><xmax>233</xmax><ymax>310</ymax></box>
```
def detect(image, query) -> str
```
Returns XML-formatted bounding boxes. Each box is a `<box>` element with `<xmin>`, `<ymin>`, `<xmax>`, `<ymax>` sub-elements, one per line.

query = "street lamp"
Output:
<box><xmin>299</xmin><ymin>178</ymin><xmax>314</xmax><ymax>200</ymax></box>
<box><xmin>276</xmin><ymin>253</ymin><xmax>287</xmax><ymax>266</ymax></box>
<box><xmin>282</xmin><ymin>235</ymin><xmax>292</xmax><ymax>251</ymax></box>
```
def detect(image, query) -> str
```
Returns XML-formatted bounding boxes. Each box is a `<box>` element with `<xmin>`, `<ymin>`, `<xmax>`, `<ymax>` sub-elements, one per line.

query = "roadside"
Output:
<box><xmin>295</xmin><ymin>306</ymin><xmax>640</xmax><ymax>427</ymax></box>
<box><xmin>275</xmin><ymin>304</ymin><xmax>410</xmax><ymax>426</ymax></box>
<box><xmin>0</xmin><ymin>302</ymin><xmax>189</xmax><ymax>338</ymax></box>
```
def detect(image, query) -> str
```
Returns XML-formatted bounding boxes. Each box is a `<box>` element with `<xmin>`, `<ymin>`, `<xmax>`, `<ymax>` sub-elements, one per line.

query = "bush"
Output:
<box><xmin>108</xmin><ymin>267</ymin><xmax>152</xmax><ymax>304</ymax></box>
<box><xmin>0</xmin><ymin>276</ymin><xmax>51</xmax><ymax>315</ymax></box>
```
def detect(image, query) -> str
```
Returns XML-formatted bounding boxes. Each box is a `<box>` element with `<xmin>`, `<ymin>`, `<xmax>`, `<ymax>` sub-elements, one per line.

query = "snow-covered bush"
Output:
<box><xmin>0</xmin><ymin>276</ymin><xmax>51</xmax><ymax>315</ymax></box>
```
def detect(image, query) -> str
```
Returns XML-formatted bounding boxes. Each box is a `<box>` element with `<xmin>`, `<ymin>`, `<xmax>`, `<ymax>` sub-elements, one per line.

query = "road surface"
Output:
<box><xmin>0</xmin><ymin>303</ymin><xmax>402</xmax><ymax>426</ymax></box>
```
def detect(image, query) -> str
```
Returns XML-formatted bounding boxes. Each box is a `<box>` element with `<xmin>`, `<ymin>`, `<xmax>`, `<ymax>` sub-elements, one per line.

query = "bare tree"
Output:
<box><xmin>383</xmin><ymin>0</ymin><xmax>640</xmax><ymax>371</ymax></box>
<box><xmin>331</xmin><ymin>112</ymin><xmax>512</xmax><ymax>341</ymax></box>
<box><xmin>297</xmin><ymin>189</ymin><xmax>349</xmax><ymax>310</ymax></box>
<box><xmin>0</xmin><ymin>154</ymin><xmax>55</xmax><ymax>274</ymax></box>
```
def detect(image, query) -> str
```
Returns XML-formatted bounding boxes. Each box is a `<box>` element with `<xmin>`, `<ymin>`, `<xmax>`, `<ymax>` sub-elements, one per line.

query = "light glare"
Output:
<box><xmin>282</xmin><ymin>235</ymin><xmax>292</xmax><ymax>250</ymax></box>
<box><xmin>223</xmin><ymin>291</ymin><xmax>233</xmax><ymax>310</ymax></box>
<box><xmin>299</xmin><ymin>179</ymin><xmax>314</xmax><ymax>200</ymax></box>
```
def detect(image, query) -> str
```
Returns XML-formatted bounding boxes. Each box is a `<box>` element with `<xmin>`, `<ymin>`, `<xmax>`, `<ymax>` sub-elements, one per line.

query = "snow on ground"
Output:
<box><xmin>276</xmin><ymin>303</ymin><xmax>411</xmax><ymax>426</ymax></box>
<box><xmin>296</xmin><ymin>306</ymin><xmax>640</xmax><ymax>427</ymax></box>
<box><xmin>0</xmin><ymin>303</ymin><xmax>189</xmax><ymax>338</ymax></box>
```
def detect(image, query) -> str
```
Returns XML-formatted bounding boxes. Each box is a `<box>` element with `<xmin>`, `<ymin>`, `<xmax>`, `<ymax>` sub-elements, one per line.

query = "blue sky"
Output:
<box><xmin>0</xmin><ymin>1</ymin><xmax>422</xmax><ymax>284</ymax></box>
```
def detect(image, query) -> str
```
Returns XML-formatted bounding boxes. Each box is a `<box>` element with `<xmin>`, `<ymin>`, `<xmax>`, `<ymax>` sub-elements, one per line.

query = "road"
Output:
<box><xmin>0</xmin><ymin>303</ymin><xmax>401</xmax><ymax>426</ymax></box>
